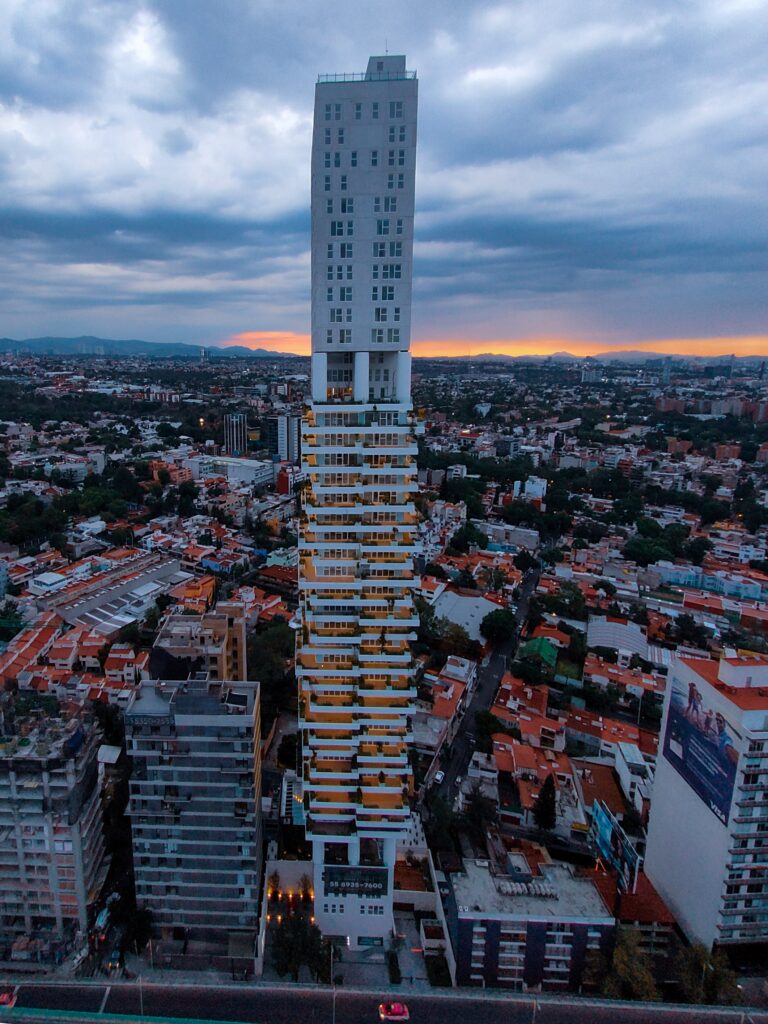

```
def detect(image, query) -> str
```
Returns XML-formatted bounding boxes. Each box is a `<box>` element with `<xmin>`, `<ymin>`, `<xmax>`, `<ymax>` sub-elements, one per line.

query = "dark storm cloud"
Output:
<box><xmin>0</xmin><ymin>0</ymin><xmax>766</xmax><ymax>345</ymax></box>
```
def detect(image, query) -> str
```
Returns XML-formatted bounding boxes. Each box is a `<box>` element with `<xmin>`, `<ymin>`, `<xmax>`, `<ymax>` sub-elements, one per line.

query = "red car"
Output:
<box><xmin>0</xmin><ymin>989</ymin><xmax>17</xmax><ymax>1009</ymax></box>
<box><xmin>379</xmin><ymin>1003</ymin><xmax>409</xmax><ymax>1022</ymax></box>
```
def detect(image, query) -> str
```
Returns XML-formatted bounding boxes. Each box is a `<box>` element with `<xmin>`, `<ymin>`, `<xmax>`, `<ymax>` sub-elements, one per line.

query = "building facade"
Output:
<box><xmin>645</xmin><ymin>653</ymin><xmax>768</xmax><ymax>950</ymax></box>
<box><xmin>224</xmin><ymin>413</ymin><xmax>248</xmax><ymax>457</ymax></box>
<box><xmin>297</xmin><ymin>54</ymin><xmax>419</xmax><ymax>947</ymax></box>
<box><xmin>266</xmin><ymin>414</ymin><xmax>302</xmax><ymax>464</ymax></box>
<box><xmin>0</xmin><ymin>699</ymin><xmax>107</xmax><ymax>938</ymax></box>
<box><xmin>125</xmin><ymin>675</ymin><xmax>262</xmax><ymax>943</ymax></box>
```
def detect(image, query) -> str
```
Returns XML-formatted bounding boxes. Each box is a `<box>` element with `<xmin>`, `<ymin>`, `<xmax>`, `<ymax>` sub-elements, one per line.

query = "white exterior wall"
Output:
<box><xmin>298</xmin><ymin>55</ymin><xmax>418</xmax><ymax>949</ymax></box>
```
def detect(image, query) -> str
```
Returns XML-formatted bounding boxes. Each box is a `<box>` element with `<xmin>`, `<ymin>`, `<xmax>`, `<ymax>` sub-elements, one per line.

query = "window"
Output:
<box><xmin>398</xmin><ymin>149</ymin><xmax>405</xmax><ymax>166</ymax></box>
<box><xmin>327</xmin><ymin>244</ymin><xmax>334</xmax><ymax>258</ymax></box>
<box><xmin>324</xmin><ymin>104</ymin><xmax>332</xmax><ymax>121</ymax></box>
<box><xmin>345</xmin><ymin>307</ymin><xmax>352</xmax><ymax>322</ymax></box>
<box><xmin>346</xmin><ymin>220</ymin><xmax>354</xmax><ymax>236</ymax></box>
<box><xmin>341</xmin><ymin>198</ymin><xmax>353</xmax><ymax>213</ymax></box>
<box><xmin>333</xmin><ymin>103</ymin><xmax>341</xmax><ymax>120</ymax></box>
<box><xmin>382</xmin><ymin>263</ymin><xmax>401</xmax><ymax>279</ymax></box>
<box><xmin>396</xmin><ymin>219</ymin><xmax>403</xmax><ymax>235</ymax></box>
<box><xmin>371</xmin><ymin>150</ymin><xmax>378</xmax><ymax>167</ymax></box>
<box><xmin>326</xmin><ymin>329</ymin><xmax>333</xmax><ymax>344</ymax></box>
<box><xmin>388</xmin><ymin>149</ymin><xmax>395</xmax><ymax>167</ymax></box>
<box><xmin>340</xmin><ymin>174</ymin><xmax>347</xmax><ymax>191</ymax></box>
<box><xmin>371</xmin><ymin>328</ymin><xmax>384</xmax><ymax>344</ymax></box>
<box><xmin>371</xmin><ymin>286</ymin><xmax>379</xmax><ymax>301</ymax></box>
<box><xmin>324</xmin><ymin>175</ymin><xmax>331</xmax><ymax>192</ymax></box>
<box><xmin>355</xmin><ymin>102</ymin><xmax>362</xmax><ymax>120</ymax></box>
<box><xmin>389</xmin><ymin>242</ymin><xmax>402</xmax><ymax>257</ymax></box>
<box><xmin>324</xmin><ymin>152</ymin><xmax>331</xmax><ymax>168</ymax></box>
<box><xmin>373</xmin><ymin>242</ymin><xmax>386</xmax><ymax>257</ymax></box>
<box><xmin>374</xmin><ymin>196</ymin><xmax>381</xmax><ymax>213</ymax></box>
<box><xmin>375</xmin><ymin>307</ymin><xmax>388</xmax><ymax>322</ymax></box>
<box><xmin>324</xmin><ymin>128</ymin><xmax>331</xmax><ymax>144</ymax></box>
<box><xmin>390</xmin><ymin>100</ymin><xmax>403</xmax><ymax>118</ymax></box>
<box><xmin>330</xmin><ymin>221</ymin><xmax>344</xmax><ymax>236</ymax></box>
<box><xmin>351</xmin><ymin>151</ymin><xmax>357</xmax><ymax>167</ymax></box>
<box><xmin>372</xmin><ymin>101</ymin><xmax>379</xmax><ymax>119</ymax></box>
<box><xmin>384</xmin><ymin>197</ymin><xmax>397</xmax><ymax>212</ymax></box>
<box><xmin>337</xmin><ymin>128</ymin><xmax>345</xmax><ymax>144</ymax></box>
<box><xmin>327</xmin><ymin>287</ymin><xmax>333</xmax><ymax>301</ymax></box>
<box><xmin>393</xmin><ymin>306</ymin><xmax>401</xmax><ymax>321</ymax></box>
<box><xmin>372</xmin><ymin>264</ymin><xmax>379</xmax><ymax>279</ymax></box>
<box><xmin>387</xmin><ymin>329</ymin><xmax>400</xmax><ymax>343</ymax></box>
<box><xmin>330</xmin><ymin>308</ymin><xmax>343</xmax><ymax>323</ymax></box>
<box><xmin>340</xmin><ymin>243</ymin><xmax>353</xmax><ymax>258</ymax></box>
<box><xmin>397</xmin><ymin>173</ymin><xmax>404</xmax><ymax>189</ymax></box>
<box><xmin>326</xmin><ymin>199</ymin><xmax>333</xmax><ymax>214</ymax></box>
<box><xmin>339</xmin><ymin>286</ymin><xmax>352</xmax><ymax>301</ymax></box>
<box><xmin>387</xmin><ymin>174</ymin><xmax>395</xmax><ymax>190</ymax></box>
<box><xmin>339</xmin><ymin>329</ymin><xmax>352</xmax><ymax>344</ymax></box>
<box><xmin>333</xmin><ymin>152</ymin><xmax>341</xmax><ymax>168</ymax></box>
<box><xmin>381</xmin><ymin>285</ymin><xmax>394</xmax><ymax>300</ymax></box>
<box><xmin>377</xmin><ymin>219</ymin><xmax>390</xmax><ymax>236</ymax></box>
<box><xmin>327</xmin><ymin>265</ymin><xmax>334</xmax><ymax>281</ymax></box>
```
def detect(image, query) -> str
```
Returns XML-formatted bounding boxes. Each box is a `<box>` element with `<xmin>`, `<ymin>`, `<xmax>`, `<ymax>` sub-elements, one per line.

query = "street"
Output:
<box><xmin>432</xmin><ymin>569</ymin><xmax>538</xmax><ymax>801</ymax></box>
<box><xmin>5</xmin><ymin>980</ymin><xmax>766</xmax><ymax>1024</ymax></box>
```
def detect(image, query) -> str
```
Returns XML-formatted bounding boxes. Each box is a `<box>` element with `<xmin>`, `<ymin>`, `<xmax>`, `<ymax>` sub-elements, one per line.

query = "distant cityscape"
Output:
<box><xmin>1</xmin><ymin>51</ymin><xmax>768</xmax><ymax>1023</ymax></box>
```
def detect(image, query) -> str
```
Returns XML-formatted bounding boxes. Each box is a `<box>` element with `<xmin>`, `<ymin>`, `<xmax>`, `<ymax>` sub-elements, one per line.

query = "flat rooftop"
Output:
<box><xmin>451</xmin><ymin>858</ymin><xmax>612</xmax><ymax>923</ymax></box>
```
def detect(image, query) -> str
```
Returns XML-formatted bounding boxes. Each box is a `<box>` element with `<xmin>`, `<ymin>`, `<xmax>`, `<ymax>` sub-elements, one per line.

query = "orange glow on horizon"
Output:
<box><xmin>219</xmin><ymin>331</ymin><xmax>768</xmax><ymax>359</ymax></box>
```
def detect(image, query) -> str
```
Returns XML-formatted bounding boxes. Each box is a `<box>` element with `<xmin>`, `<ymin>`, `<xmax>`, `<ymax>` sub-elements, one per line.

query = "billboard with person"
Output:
<box><xmin>591</xmin><ymin>800</ymin><xmax>641</xmax><ymax>893</ymax></box>
<box><xmin>662</xmin><ymin>677</ymin><xmax>740</xmax><ymax>825</ymax></box>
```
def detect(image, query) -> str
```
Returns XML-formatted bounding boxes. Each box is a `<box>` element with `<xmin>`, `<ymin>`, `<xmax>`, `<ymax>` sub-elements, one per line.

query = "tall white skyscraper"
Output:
<box><xmin>297</xmin><ymin>55</ymin><xmax>419</xmax><ymax>947</ymax></box>
<box><xmin>224</xmin><ymin>412</ymin><xmax>248</xmax><ymax>457</ymax></box>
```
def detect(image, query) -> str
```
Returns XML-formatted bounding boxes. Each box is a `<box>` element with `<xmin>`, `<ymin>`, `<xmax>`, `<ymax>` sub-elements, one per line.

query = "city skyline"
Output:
<box><xmin>1</xmin><ymin>1</ymin><xmax>766</xmax><ymax>356</ymax></box>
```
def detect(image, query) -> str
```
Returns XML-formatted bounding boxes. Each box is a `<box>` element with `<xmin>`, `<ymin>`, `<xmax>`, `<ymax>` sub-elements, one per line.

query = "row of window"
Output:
<box><xmin>323</xmin><ymin>172</ymin><xmax>406</xmax><ymax>191</ymax></box>
<box><xmin>326</xmin><ymin>287</ymin><xmax>398</xmax><ymax>301</ymax></box>
<box><xmin>326</xmin><ymin>197</ymin><xmax>399</xmax><ymax>214</ymax></box>
<box><xmin>327</xmin><ymin>303</ymin><xmax>401</xmax><ymax>322</ymax></box>
<box><xmin>324</xmin><ymin>149</ymin><xmax>406</xmax><ymax>169</ymax></box>
<box><xmin>324</xmin><ymin>328</ymin><xmax>402</xmax><ymax>345</ymax></box>
<box><xmin>324</xmin><ymin>100</ymin><xmax>405</xmax><ymax>121</ymax></box>
<box><xmin>323</xmin><ymin>125</ymin><xmax>406</xmax><ymax>144</ymax></box>
<box><xmin>327</xmin><ymin>218</ymin><xmax>404</xmax><ymax>238</ymax></box>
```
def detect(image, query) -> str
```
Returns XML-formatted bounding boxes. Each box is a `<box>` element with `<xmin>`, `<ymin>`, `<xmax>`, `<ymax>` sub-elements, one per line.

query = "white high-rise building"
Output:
<box><xmin>224</xmin><ymin>412</ymin><xmax>248</xmax><ymax>457</ymax></box>
<box><xmin>645</xmin><ymin>653</ymin><xmax>768</xmax><ymax>950</ymax></box>
<box><xmin>297</xmin><ymin>55</ymin><xmax>419</xmax><ymax>948</ymax></box>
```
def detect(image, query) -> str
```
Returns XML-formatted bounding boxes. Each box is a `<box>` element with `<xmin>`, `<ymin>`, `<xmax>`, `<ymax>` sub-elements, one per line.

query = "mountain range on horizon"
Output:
<box><xmin>0</xmin><ymin>335</ymin><xmax>765</xmax><ymax>363</ymax></box>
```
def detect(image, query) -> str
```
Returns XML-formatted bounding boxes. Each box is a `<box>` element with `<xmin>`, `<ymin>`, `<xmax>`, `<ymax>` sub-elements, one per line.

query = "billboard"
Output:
<box><xmin>662</xmin><ymin>678</ymin><xmax>740</xmax><ymax>825</ymax></box>
<box><xmin>591</xmin><ymin>800</ymin><xmax>641</xmax><ymax>893</ymax></box>
<box><xmin>323</xmin><ymin>865</ymin><xmax>388</xmax><ymax>898</ymax></box>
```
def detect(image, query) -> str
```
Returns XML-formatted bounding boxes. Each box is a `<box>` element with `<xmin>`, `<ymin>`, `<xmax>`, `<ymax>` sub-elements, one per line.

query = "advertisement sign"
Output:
<box><xmin>323</xmin><ymin>865</ymin><xmax>388</xmax><ymax>898</ymax></box>
<box><xmin>663</xmin><ymin>678</ymin><xmax>740</xmax><ymax>824</ymax></box>
<box><xmin>591</xmin><ymin>800</ymin><xmax>641</xmax><ymax>893</ymax></box>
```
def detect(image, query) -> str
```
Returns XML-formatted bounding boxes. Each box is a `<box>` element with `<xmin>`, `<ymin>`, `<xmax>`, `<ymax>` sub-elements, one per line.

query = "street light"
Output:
<box><xmin>138</xmin><ymin>974</ymin><xmax>144</xmax><ymax>1021</ymax></box>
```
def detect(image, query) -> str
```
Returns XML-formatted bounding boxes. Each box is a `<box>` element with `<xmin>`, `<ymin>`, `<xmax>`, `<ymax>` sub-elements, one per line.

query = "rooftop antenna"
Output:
<box><xmin>385</xmin><ymin>38</ymin><xmax>388</xmax><ymax>54</ymax></box>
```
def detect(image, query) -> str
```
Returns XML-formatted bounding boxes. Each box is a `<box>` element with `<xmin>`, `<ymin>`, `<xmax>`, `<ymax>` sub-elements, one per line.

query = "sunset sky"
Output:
<box><xmin>1</xmin><ymin>1</ymin><xmax>766</xmax><ymax>358</ymax></box>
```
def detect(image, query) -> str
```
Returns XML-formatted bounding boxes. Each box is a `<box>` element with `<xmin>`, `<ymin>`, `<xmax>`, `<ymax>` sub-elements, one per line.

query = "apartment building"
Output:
<box><xmin>224</xmin><ymin>413</ymin><xmax>248</xmax><ymax>457</ymax></box>
<box><xmin>153</xmin><ymin>602</ymin><xmax>247</xmax><ymax>682</ymax></box>
<box><xmin>645</xmin><ymin>653</ymin><xmax>768</xmax><ymax>949</ymax></box>
<box><xmin>297</xmin><ymin>54</ymin><xmax>419</xmax><ymax>948</ymax></box>
<box><xmin>0</xmin><ymin>695</ymin><xmax>107</xmax><ymax>938</ymax></box>
<box><xmin>125</xmin><ymin>675</ymin><xmax>262</xmax><ymax>942</ymax></box>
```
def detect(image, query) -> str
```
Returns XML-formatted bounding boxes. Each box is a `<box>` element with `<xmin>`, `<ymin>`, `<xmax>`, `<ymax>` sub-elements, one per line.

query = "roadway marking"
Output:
<box><xmin>99</xmin><ymin>986</ymin><xmax>111</xmax><ymax>1014</ymax></box>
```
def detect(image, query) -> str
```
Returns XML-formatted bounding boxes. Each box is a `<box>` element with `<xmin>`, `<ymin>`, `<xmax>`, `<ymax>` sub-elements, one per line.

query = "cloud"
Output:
<box><xmin>0</xmin><ymin>0</ymin><xmax>765</xmax><ymax>349</ymax></box>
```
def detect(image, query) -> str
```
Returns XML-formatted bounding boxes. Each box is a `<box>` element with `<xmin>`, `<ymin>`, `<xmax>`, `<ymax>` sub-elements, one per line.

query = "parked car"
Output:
<box><xmin>433</xmin><ymin>770</ymin><xmax>445</xmax><ymax>784</ymax></box>
<box><xmin>0</xmin><ymin>988</ymin><xmax>17</xmax><ymax>1008</ymax></box>
<box><xmin>379</xmin><ymin>1003</ymin><xmax>409</xmax><ymax>1022</ymax></box>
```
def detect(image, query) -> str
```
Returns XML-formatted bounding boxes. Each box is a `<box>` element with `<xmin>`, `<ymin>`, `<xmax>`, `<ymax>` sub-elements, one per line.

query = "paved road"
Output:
<box><xmin>432</xmin><ymin>570</ymin><xmax>539</xmax><ymax>801</ymax></box>
<box><xmin>6</xmin><ymin>980</ymin><xmax>765</xmax><ymax>1024</ymax></box>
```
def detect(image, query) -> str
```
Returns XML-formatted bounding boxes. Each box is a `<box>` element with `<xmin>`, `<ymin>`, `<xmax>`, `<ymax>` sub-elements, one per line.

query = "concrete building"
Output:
<box><xmin>266</xmin><ymin>414</ymin><xmax>301</xmax><ymax>463</ymax></box>
<box><xmin>0</xmin><ymin>696</ymin><xmax>108</xmax><ymax>939</ymax></box>
<box><xmin>125</xmin><ymin>674</ymin><xmax>262</xmax><ymax>943</ymax></box>
<box><xmin>153</xmin><ymin>602</ymin><xmax>247</xmax><ymax>683</ymax></box>
<box><xmin>447</xmin><ymin>855</ymin><xmax>614</xmax><ymax>990</ymax></box>
<box><xmin>645</xmin><ymin>653</ymin><xmax>768</xmax><ymax>950</ymax></box>
<box><xmin>224</xmin><ymin>413</ymin><xmax>248</xmax><ymax>457</ymax></box>
<box><xmin>297</xmin><ymin>54</ymin><xmax>419</xmax><ymax>948</ymax></box>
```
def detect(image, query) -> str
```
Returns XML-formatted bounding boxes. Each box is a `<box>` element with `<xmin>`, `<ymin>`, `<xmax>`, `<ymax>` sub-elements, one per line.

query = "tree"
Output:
<box><xmin>532</xmin><ymin>774</ymin><xmax>557</xmax><ymax>830</ymax></box>
<box><xmin>685</xmin><ymin>536</ymin><xmax>713</xmax><ymax>565</ymax></box>
<box><xmin>674</xmin><ymin>942</ymin><xmax>740</xmax><ymax>1005</ymax></box>
<box><xmin>601</xmin><ymin>929</ymin><xmax>659</xmax><ymax>1001</ymax></box>
<box><xmin>480</xmin><ymin>608</ymin><xmax>517</xmax><ymax>645</ymax></box>
<box><xmin>514</xmin><ymin>549</ymin><xmax>538</xmax><ymax>572</ymax></box>
<box><xmin>461</xmin><ymin>783</ymin><xmax>498</xmax><ymax>846</ymax></box>
<box><xmin>271</xmin><ymin>911</ymin><xmax>326</xmax><ymax>982</ymax></box>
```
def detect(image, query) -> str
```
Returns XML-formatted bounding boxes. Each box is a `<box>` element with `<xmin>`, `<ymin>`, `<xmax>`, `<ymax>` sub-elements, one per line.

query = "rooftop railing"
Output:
<box><xmin>318</xmin><ymin>71</ymin><xmax>416</xmax><ymax>83</ymax></box>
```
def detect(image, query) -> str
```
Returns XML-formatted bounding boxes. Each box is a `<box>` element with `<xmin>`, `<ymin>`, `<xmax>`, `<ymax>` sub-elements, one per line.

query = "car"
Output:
<box><xmin>454</xmin><ymin>775</ymin><xmax>463</xmax><ymax>787</ymax></box>
<box><xmin>0</xmin><ymin>990</ymin><xmax>17</xmax><ymax>1009</ymax></box>
<box><xmin>106</xmin><ymin>946</ymin><xmax>122</xmax><ymax>973</ymax></box>
<box><xmin>433</xmin><ymin>770</ymin><xmax>445</xmax><ymax>785</ymax></box>
<box><xmin>379</xmin><ymin>1003</ymin><xmax>409</xmax><ymax>1022</ymax></box>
